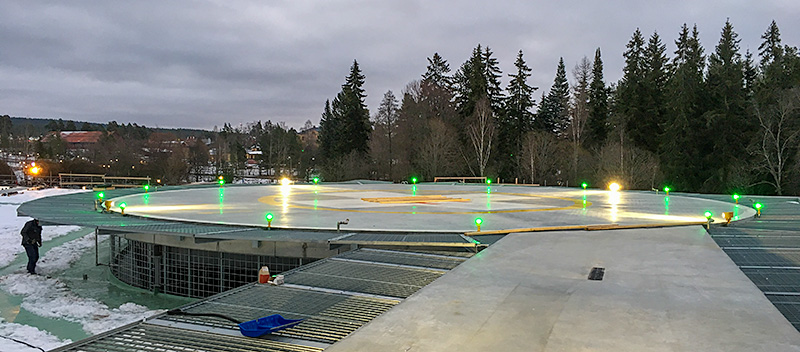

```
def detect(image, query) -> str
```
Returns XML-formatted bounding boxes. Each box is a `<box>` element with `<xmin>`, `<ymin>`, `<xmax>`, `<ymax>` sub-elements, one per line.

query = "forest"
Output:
<box><xmin>319</xmin><ymin>20</ymin><xmax>800</xmax><ymax>195</ymax></box>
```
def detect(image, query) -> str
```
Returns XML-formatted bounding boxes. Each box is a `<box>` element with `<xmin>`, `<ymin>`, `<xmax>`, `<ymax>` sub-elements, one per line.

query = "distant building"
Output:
<box><xmin>298</xmin><ymin>126</ymin><xmax>319</xmax><ymax>149</ymax></box>
<box><xmin>42</xmin><ymin>131</ymin><xmax>104</xmax><ymax>156</ymax></box>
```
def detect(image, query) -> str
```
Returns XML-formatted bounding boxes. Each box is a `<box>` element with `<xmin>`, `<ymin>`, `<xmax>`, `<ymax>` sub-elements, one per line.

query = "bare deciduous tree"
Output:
<box><xmin>417</xmin><ymin>118</ymin><xmax>459</xmax><ymax>179</ymax></box>
<box><xmin>567</xmin><ymin>56</ymin><xmax>592</xmax><ymax>182</ymax></box>
<box><xmin>751</xmin><ymin>88</ymin><xmax>800</xmax><ymax>195</ymax></box>
<box><xmin>467</xmin><ymin>98</ymin><xmax>495</xmax><ymax>176</ymax></box>
<box><xmin>521</xmin><ymin>130</ymin><xmax>561</xmax><ymax>185</ymax></box>
<box><xmin>596</xmin><ymin>141</ymin><xmax>660</xmax><ymax>189</ymax></box>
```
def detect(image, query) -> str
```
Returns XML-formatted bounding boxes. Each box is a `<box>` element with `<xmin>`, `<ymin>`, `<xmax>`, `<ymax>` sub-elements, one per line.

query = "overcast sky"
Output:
<box><xmin>1</xmin><ymin>1</ymin><xmax>798</xmax><ymax>131</ymax></box>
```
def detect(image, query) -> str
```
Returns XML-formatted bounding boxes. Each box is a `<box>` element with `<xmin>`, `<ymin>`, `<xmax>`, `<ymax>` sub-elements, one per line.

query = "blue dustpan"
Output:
<box><xmin>238</xmin><ymin>314</ymin><xmax>304</xmax><ymax>337</ymax></box>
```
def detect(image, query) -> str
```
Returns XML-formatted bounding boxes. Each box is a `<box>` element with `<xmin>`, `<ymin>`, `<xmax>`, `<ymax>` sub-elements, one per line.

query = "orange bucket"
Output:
<box><xmin>258</xmin><ymin>266</ymin><xmax>271</xmax><ymax>284</ymax></box>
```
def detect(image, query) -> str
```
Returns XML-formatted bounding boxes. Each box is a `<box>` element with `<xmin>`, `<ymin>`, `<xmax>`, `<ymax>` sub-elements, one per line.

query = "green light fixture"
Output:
<box><xmin>266</xmin><ymin>213</ymin><xmax>274</xmax><ymax>228</ymax></box>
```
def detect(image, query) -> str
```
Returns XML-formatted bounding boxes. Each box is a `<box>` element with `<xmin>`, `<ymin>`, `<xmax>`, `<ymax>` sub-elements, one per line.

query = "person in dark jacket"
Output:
<box><xmin>20</xmin><ymin>219</ymin><xmax>42</xmax><ymax>275</ymax></box>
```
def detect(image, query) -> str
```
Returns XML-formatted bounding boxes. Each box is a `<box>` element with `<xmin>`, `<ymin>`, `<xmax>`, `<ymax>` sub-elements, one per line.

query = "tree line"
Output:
<box><xmin>318</xmin><ymin>20</ymin><xmax>800</xmax><ymax>195</ymax></box>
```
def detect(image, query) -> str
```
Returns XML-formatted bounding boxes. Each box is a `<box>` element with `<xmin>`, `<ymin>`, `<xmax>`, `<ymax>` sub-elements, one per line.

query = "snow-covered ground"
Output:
<box><xmin>0</xmin><ymin>318</ymin><xmax>66</xmax><ymax>352</ymax></box>
<box><xmin>0</xmin><ymin>188</ymin><xmax>163</xmax><ymax>351</ymax></box>
<box><xmin>0</xmin><ymin>188</ymin><xmax>82</xmax><ymax>268</ymax></box>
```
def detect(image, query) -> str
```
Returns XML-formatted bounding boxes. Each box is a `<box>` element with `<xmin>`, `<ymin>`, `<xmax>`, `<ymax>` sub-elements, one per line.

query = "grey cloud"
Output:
<box><xmin>0</xmin><ymin>1</ymin><xmax>798</xmax><ymax>130</ymax></box>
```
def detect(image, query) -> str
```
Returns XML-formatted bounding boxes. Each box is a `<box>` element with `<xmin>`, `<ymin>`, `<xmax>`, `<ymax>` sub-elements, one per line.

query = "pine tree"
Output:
<box><xmin>420</xmin><ymin>53</ymin><xmax>457</xmax><ymax>126</ymax></box>
<box><xmin>705</xmin><ymin>19</ymin><xmax>750</xmax><ymax>189</ymax></box>
<box><xmin>422</xmin><ymin>53</ymin><xmax>451</xmax><ymax>88</ymax></box>
<box><xmin>615</xmin><ymin>29</ymin><xmax>646</xmax><ymax>146</ymax></box>
<box><xmin>639</xmin><ymin>32</ymin><xmax>669</xmax><ymax>153</ymax></box>
<box><xmin>758</xmin><ymin>20</ymin><xmax>783</xmax><ymax>70</ymax></box>
<box><xmin>536</xmin><ymin>58</ymin><xmax>570</xmax><ymax>135</ymax></box>
<box><xmin>319</xmin><ymin>100</ymin><xmax>338</xmax><ymax>159</ymax></box>
<box><xmin>586</xmin><ymin>48</ymin><xmax>608</xmax><ymax>149</ymax></box>
<box><xmin>454</xmin><ymin>44</ymin><xmax>504</xmax><ymax>119</ymax></box>
<box><xmin>743</xmin><ymin>49</ymin><xmax>758</xmax><ymax>98</ymax></box>
<box><xmin>482</xmin><ymin>46</ymin><xmax>504</xmax><ymax>113</ymax></box>
<box><xmin>498</xmin><ymin>50</ymin><xmax>537</xmax><ymax>179</ymax></box>
<box><xmin>329</xmin><ymin>60</ymin><xmax>370</xmax><ymax>156</ymax></box>
<box><xmin>662</xmin><ymin>24</ymin><xmax>708</xmax><ymax>191</ymax></box>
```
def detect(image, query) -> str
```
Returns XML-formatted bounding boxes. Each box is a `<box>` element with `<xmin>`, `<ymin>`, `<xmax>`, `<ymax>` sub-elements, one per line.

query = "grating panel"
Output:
<box><xmin>337</xmin><ymin>249</ymin><xmax>467</xmax><ymax>270</ymax></box>
<box><xmin>723</xmin><ymin>249</ymin><xmax>800</xmax><ymax>267</ymax></box>
<box><xmin>282</xmin><ymin>259</ymin><xmax>443</xmax><ymax>298</ymax></box>
<box><xmin>159</xmin><ymin>284</ymin><xmax>398</xmax><ymax>344</ymax></box>
<box><xmin>53</xmin><ymin>323</ymin><xmax>322</xmax><ymax>352</ymax></box>
<box><xmin>742</xmin><ymin>268</ymin><xmax>800</xmax><ymax>293</ymax></box>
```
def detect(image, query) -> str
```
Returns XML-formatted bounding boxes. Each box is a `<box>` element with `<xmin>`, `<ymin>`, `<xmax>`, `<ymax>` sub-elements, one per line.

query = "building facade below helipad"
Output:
<box><xmin>110</xmin><ymin>184</ymin><xmax>755</xmax><ymax>233</ymax></box>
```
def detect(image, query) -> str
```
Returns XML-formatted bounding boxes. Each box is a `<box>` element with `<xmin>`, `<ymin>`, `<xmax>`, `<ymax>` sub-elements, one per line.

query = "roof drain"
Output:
<box><xmin>588</xmin><ymin>267</ymin><xmax>605</xmax><ymax>281</ymax></box>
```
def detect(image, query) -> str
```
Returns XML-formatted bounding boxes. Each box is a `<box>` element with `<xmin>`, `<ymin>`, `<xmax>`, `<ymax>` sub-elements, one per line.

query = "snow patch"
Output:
<box><xmin>0</xmin><ymin>274</ymin><xmax>161</xmax><ymax>335</ymax></box>
<box><xmin>37</xmin><ymin>233</ymin><xmax>103</xmax><ymax>275</ymax></box>
<box><xmin>0</xmin><ymin>188</ymin><xmax>85</xmax><ymax>268</ymax></box>
<box><xmin>0</xmin><ymin>318</ymin><xmax>70</xmax><ymax>351</ymax></box>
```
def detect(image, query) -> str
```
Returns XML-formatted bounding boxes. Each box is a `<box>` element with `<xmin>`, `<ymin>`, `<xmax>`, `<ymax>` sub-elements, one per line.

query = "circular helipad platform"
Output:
<box><xmin>108</xmin><ymin>183</ymin><xmax>754</xmax><ymax>232</ymax></box>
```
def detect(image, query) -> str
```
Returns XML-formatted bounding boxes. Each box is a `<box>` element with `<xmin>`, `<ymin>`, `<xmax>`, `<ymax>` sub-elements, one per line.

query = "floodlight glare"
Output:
<box><xmin>218</xmin><ymin>175</ymin><xmax>224</xmax><ymax>180</ymax></box>
<box><xmin>281</xmin><ymin>177</ymin><xmax>291</xmax><ymax>186</ymax></box>
<box><xmin>609</xmin><ymin>182</ymin><xmax>621</xmax><ymax>192</ymax></box>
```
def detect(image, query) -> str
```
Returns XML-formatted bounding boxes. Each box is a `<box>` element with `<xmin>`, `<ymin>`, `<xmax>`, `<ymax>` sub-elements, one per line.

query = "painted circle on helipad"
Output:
<box><xmin>257</xmin><ymin>189</ymin><xmax>588</xmax><ymax>214</ymax></box>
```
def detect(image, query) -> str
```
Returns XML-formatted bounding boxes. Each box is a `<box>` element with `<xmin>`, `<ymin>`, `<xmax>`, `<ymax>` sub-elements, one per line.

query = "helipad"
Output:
<box><xmin>108</xmin><ymin>183</ymin><xmax>754</xmax><ymax>233</ymax></box>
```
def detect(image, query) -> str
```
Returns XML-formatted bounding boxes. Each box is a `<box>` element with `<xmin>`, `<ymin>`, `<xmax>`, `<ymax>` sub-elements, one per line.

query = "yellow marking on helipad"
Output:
<box><xmin>361</xmin><ymin>195</ymin><xmax>470</xmax><ymax>204</ymax></box>
<box><xmin>257</xmin><ymin>189</ymin><xmax>589</xmax><ymax>214</ymax></box>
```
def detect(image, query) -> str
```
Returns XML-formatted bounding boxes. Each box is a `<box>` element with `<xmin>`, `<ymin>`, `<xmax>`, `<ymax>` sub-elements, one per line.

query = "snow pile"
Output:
<box><xmin>0</xmin><ymin>318</ymin><xmax>70</xmax><ymax>351</ymax></box>
<box><xmin>37</xmin><ymin>233</ymin><xmax>102</xmax><ymax>275</ymax></box>
<box><xmin>0</xmin><ymin>274</ymin><xmax>160</xmax><ymax>335</ymax></box>
<box><xmin>0</xmin><ymin>188</ymin><xmax>85</xmax><ymax>267</ymax></box>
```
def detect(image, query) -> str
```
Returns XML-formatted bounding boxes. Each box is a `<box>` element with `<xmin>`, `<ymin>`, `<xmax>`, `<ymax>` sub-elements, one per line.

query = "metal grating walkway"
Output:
<box><xmin>52</xmin><ymin>323</ymin><xmax>323</xmax><ymax>352</ymax></box>
<box><xmin>703</xmin><ymin>194</ymin><xmax>800</xmax><ymax>332</ymax></box>
<box><xmin>52</xmin><ymin>248</ymin><xmax>473</xmax><ymax>351</ymax></box>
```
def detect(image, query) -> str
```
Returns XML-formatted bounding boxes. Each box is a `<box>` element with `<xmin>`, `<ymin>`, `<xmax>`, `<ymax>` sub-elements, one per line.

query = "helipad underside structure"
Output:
<box><xmin>18</xmin><ymin>183</ymin><xmax>800</xmax><ymax>351</ymax></box>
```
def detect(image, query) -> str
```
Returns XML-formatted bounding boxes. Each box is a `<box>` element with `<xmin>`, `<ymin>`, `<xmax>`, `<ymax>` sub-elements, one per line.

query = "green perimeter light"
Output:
<box><xmin>119</xmin><ymin>202</ymin><xmax>127</xmax><ymax>210</ymax></box>
<box><xmin>144</xmin><ymin>185</ymin><xmax>150</xmax><ymax>191</ymax></box>
<box><xmin>313</xmin><ymin>177</ymin><xmax>319</xmax><ymax>184</ymax></box>
<box><xmin>664</xmin><ymin>186</ymin><xmax>670</xmax><ymax>193</ymax></box>
<box><xmin>486</xmin><ymin>179</ymin><xmax>492</xmax><ymax>185</ymax></box>
<box><xmin>754</xmin><ymin>203</ymin><xmax>762</xmax><ymax>209</ymax></box>
<box><xmin>218</xmin><ymin>179</ymin><xmax>225</xmax><ymax>186</ymax></box>
<box><xmin>475</xmin><ymin>218</ymin><xmax>483</xmax><ymax>225</ymax></box>
<box><xmin>704</xmin><ymin>211</ymin><xmax>712</xmax><ymax>219</ymax></box>
<box><xmin>266</xmin><ymin>213</ymin><xmax>274</xmax><ymax>221</ymax></box>
<box><xmin>411</xmin><ymin>177</ymin><xmax>417</xmax><ymax>184</ymax></box>
<box><xmin>733</xmin><ymin>194</ymin><xmax>740</xmax><ymax>200</ymax></box>
<box><xmin>582</xmin><ymin>182</ymin><xmax>588</xmax><ymax>189</ymax></box>
<box><xmin>97</xmin><ymin>192</ymin><xmax>104</xmax><ymax>199</ymax></box>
